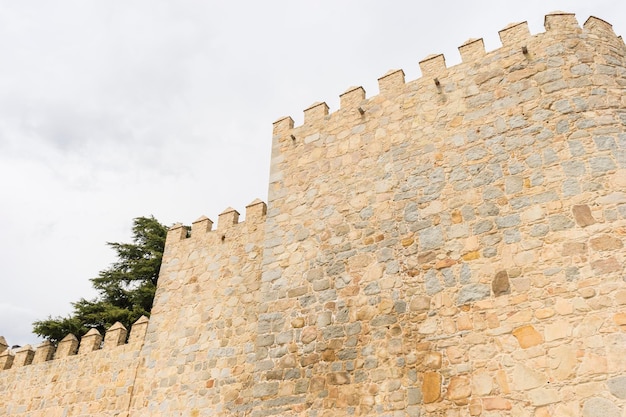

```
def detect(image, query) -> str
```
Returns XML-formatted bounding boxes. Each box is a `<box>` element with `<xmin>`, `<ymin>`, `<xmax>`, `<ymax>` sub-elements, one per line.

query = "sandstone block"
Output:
<box><xmin>482</xmin><ymin>397</ymin><xmax>512</xmax><ymax>410</ymax></box>
<box><xmin>422</xmin><ymin>371</ymin><xmax>442</xmax><ymax>403</ymax></box>
<box><xmin>512</xmin><ymin>325</ymin><xmax>543</xmax><ymax>348</ymax></box>
<box><xmin>446</xmin><ymin>376</ymin><xmax>471</xmax><ymax>404</ymax></box>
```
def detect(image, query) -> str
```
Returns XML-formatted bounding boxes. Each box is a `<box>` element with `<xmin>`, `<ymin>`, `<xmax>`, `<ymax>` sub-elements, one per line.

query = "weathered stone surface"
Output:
<box><xmin>572</xmin><ymin>204</ymin><xmax>596</xmax><ymax>226</ymax></box>
<box><xmin>590</xmin><ymin>235</ymin><xmax>623</xmax><ymax>251</ymax></box>
<box><xmin>512</xmin><ymin>325</ymin><xmax>543</xmax><ymax>348</ymax></box>
<box><xmin>607</xmin><ymin>376</ymin><xmax>626</xmax><ymax>399</ymax></box>
<box><xmin>482</xmin><ymin>397</ymin><xmax>512</xmax><ymax>410</ymax></box>
<box><xmin>457</xmin><ymin>284</ymin><xmax>491</xmax><ymax>305</ymax></box>
<box><xmin>447</xmin><ymin>376</ymin><xmax>471</xmax><ymax>404</ymax></box>
<box><xmin>492</xmin><ymin>270</ymin><xmax>510</xmax><ymax>296</ymax></box>
<box><xmin>582</xmin><ymin>397</ymin><xmax>620</xmax><ymax>417</ymax></box>
<box><xmin>422</xmin><ymin>371</ymin><xmax>442</xmax><ymax>403</ymax></box>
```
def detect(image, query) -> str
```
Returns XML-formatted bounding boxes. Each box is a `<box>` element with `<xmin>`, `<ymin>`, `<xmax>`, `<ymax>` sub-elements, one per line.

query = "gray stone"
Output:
<box><xmin>510</xmin><ymin>196</ymin><xmax>530</xmax><ymax>209</ymax></box>
<box><xmin>465</xmin><ymin>147</ymin><xmax>488</xmax><ymax>161</ymax></box>
<box><xmin>505</xmin><ymin>176</ymin><xmax>523</xmax><ymax>194</ymax></box>
<box><xmin>552</xmin><ymin>99</ymin><xmax>572</xmax><ymax>113</ymax></box>
<box><xmin>561</xmin><ymin>160</ymin><xmax>585</xmax><ymax>176</ymax></box>
<box><xmin>457</xmin><ymin>284</ymin><xmax>491</xmax><ymax>305</ymax></box>
<box><xmin>530</xmin><ymin>224</ymin><xmax>549</xmax><ymax>237</ymax></box>
<box><xmin>568</xmin><ymin>140</ymin><xmax>586</xmax><ymax>157</ymax></box>
<box><xmin>322</xmin><ymin>326</ymin><xmax>345</xmax><ymax>339</ymax></box>
<box><xmin>370</xmin><ymin>315</ymin><xmax>397</xmax><ymax>327</ymax></box>
<box><xmin>503</xmin><ymin>229</ymin><xmax>521</xmax><ymax>243</ymax></box>
<box><xmin>386</xmin><ymin>260</ymin><xmax>400</xmax><ymax>274</ymax></box>
<box><xmin>360</xmin><ymin>207</ymin><xmax>373</xmax><ymax>220</ymax></box>
<box><xmin>425</xmin><ymin>269</ymin><xmax>442</xmax><ymax>296</ymax></box>
<box><xmin>377</xmin><ymin>247</ymin><xmax>393</xmax><ymax>262</ymax></box>
<box><xmin>364</xmin><ymin>282</ymin><xmax>381</xmax><ymax>295</ymax></box>
<box><xmin>565</xmin><ymin>267</ymin><xmax>580</xmax><ymax>281</ymax></box>
<box><xmin>473</xmin><ymin>220</ymin><xmax>494</xmax><ymax>234</ymax></box>
<box><xmin>478</xmin><ymin>203</ymin><xmax>499</xmax><ymax>217</ymax></box>
<box><xmin>556</xmin><ymin>120</ymin><xmax>569</xmax><ymax>134</ymax></box>
<box><xmin>407</xmin><ymin>387</ymin><xmax>422</xmax><ymax>405</ymax></box>
<box><xmin>483</xmin><ymin>186</ymin><xmax>504</xmax><ymax>200</ymax></box>
<box><xmin>419</xmin><ymin>226</ymin><xmax>443</xmax><ymax>250</ymax></box>
<box><xmin>562</xmin><ymin>178</ymin><xmax>581</xmax><ymax>196</ymax></box>
<box><xmin>442</xmin><ymin>268</ymin><xmax>455</xmax><ymax>287</ymax></box>
<box><xmin>548</xmin><ymin>215</ymin><xmax>574</xmax><ymax>231</ymax></box>
<box><xmin>582</xmin><ymin>397</ymin><xmax>620</xmax><ymax>417</ymax></box>
<box><xmin>460</xmin><ymin>264</ymin><xmax>471</xmax><ymax>284</ymax></box>
<box><xmin>346</xmin><ymin>322</ymin><xmax>361</xmax><ymax>336</ymax></box>
<box><xmin>571</xmin><ymin>63</ymin><xmax>592</xmax><ymax>75</ymax></box>
<box><xmin>404</xmin><ymin>202</ymin><xmax>419</xmax><ymax>222</ymax></box>
<box><xmin>594</xmin><ymin>136</ymin><xmax>617</xmax><ymax>151</ymax></box>
<box><xmin>496</xmin><ymin>214</ymin><xmax>521</xmax><ymax>228</ymax></box>
<box><xmin>607</xmin><ymin>376</ymin><xmax>626</xmax><ymax>399</ymax></box>
<box><xmin>253</xmin><ymin>382</ymin><xmax>279</xmax><ymax>398</ymax></box>
<box><xmin>590</xmin><ymin>156</ymin><xmax>616</xmax><ymax>175</ymax></box>
<box><xmin>532</xmin><ymin>191</ymin><xmax>558</xmax><ymax>204</ymax></box>
<box><xmin>461</xmin><ymin>205</ymin><xmax>476</xmax><ymax>221</ymax></box>
<box><xmin>543</xmin><ymin>149</ymin><xmax>559</xmax><ymax>165</ymax></box>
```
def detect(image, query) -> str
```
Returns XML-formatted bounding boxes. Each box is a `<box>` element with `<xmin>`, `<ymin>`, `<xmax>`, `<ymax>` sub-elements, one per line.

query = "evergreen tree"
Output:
<box><xmin>33</xmin><ymin>216</ymin><xmax>167</xmax><ymax>344</ymax></box>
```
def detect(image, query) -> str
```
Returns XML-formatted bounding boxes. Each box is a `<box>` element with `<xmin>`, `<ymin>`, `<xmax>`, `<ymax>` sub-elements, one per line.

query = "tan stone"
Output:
<box><xmin>572</xmin><ymin>205</ymin><xmax>595</xmax><ymax>227</ymax></box>
<box><xmin>462</xmin><ymin>251</ymin><xmax>480</xmax><ymax>261</ymax></box>
<box><xmin>590</xmin><ymin>235</ymin><xmax>623</xmax><ymax>251</ymax></box>
<box><xmin>512</xmin><ymin>325</ymin><xmax>543</xmax><ymax>348</ymax></box>
<box><xmin>291</xmin><ymin>317</ymin><xmax>305</xmax><ymax>328</ymax></box>
<box><xmin>446</xmin><ymin>376</ymin><xmax>471</xmax><ymax>404</ymax></box>
<box><xmin>535</xmin><ymin>308</ymin><xmax>555</xmax><ymax>319</ymax></box>
<box><xmin>301</xmin><ymin>327</ymin><xmax>317</xmax><ymax>344</ymax></box>
<box><xmin>422</xmin><ymin>371</ymin><xmax>442</xmax><ymax>403</ymax></box>
<box><xmin>592</xmin><ymin>257</ymin><xmax>621</xmax><ymax>274</ymax></box>
<box><xmin>482</xmin><ymin>397</ymin><xmax>512</xmax><ymax>410</ymax></box>
<box><xmin>512</xmin><ymin>364</ymin><xmax>547</xmax><ymax>390</ymax></box>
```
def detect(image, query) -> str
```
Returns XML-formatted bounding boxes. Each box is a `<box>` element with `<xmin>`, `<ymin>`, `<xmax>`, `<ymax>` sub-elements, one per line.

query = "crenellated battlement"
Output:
<box><xmin>165</xmin><ymin>198</ymin><xmax>267</xmax><ymax>245</ymax></box>
<box><xmin>272</xmin><ymin>12</ymin><xmax>625</xmax><ymax>142</ymax></box>
<box><xmin>0</xmin><ymin>315</ymin><xmax>148</xmax><ymax>372</ymax></box>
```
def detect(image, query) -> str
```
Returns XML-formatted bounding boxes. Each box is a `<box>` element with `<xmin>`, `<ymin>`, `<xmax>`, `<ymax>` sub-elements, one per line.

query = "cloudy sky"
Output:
<box><xmin>1</xmin><ymin>1</ymin><xmax>624</xmax><ymax>346</ymax></box>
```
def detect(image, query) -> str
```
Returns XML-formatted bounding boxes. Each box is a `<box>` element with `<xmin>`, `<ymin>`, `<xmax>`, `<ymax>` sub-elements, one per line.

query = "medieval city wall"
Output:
<box><xmin>128</xmin><ymin>200</ymin><xmax>268</xmax><ymax>416</ymax></box>
<box><xmin>0</xmin><ymin>11</ymin><xmax>625</xmax><ymax>417</ymax></box>
<box><xmin>0</xmin><ymin>319</ymin><xmax>148</xmax><ymax>416</ymax></box>
<box><xmin>261</xmin><ymin>12</ymin><xmax>626</xmax><ymax>416</ymax></box>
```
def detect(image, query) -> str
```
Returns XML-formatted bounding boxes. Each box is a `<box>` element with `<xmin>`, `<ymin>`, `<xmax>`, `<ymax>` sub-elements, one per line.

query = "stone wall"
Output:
<box><xmin>261</xmin><ymin>12</ymin><xmax>626</xmax><ymax>416</ymax></box>
<box><xmin>0</xmin><ymin>11</ymin><xmax>625</xmax><ymax>417</ymax></box>
<box><xmin>0</xmin><ymin>319</ymin><xmax>147</xmax><ymax>416</ymax></box>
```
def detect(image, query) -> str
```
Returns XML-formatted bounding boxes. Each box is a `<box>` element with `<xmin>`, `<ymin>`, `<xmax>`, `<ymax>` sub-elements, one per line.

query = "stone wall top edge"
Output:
<box><xmin>273</xmin><ymin>12</ymin><xmax>623</xmax><ymax>138</ymax></box>
<box><xmin>166</xmin><ymin>199</ymin><xmax>267</xmax><ymax>245</ymax></box>
<box><xmin>0</xmin><ymin>316</ymin><xmax>148</xmax><ymax>373</ymax></box>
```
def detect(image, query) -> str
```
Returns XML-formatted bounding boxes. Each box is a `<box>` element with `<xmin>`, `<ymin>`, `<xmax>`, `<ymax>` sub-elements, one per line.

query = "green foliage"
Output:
<box><xmin>33</xmin><ymin>216</ymin><xmax>167</xmax><ymax>344</ymax></box>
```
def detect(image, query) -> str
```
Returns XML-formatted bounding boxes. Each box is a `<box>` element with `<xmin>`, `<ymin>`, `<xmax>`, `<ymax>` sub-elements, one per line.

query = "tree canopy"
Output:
<box><xmin>33</xmin><ymin>216</ymin><xmax>168</xmax><ymax>344</ymax></box>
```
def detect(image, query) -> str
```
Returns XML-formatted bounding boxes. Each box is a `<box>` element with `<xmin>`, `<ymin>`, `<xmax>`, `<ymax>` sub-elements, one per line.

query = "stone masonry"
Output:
<box><xmin>1</xmin><ymin>11</ymin><xmax>626</xmax><ymax>417</ymax></box>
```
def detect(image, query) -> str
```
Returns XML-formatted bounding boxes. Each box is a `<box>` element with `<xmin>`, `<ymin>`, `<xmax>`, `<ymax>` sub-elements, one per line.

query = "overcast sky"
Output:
<box><xmin>1</xmin><ymin>1</ymin><xmax>624</xmax><ymax>346</ymax></box>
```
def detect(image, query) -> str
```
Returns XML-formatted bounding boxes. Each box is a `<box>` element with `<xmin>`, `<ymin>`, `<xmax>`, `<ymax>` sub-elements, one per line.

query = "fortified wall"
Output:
<box><xmin>1</xmin><ymin>11</ymin><xmax>626</xmax><ymax>417</ymax></box>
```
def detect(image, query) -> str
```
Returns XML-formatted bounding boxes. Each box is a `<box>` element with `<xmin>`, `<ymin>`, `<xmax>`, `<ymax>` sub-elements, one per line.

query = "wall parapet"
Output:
<box><xmin>272</xmin><ymin>12</ymin><xmax>626</xmax><ymax>141</ymax></box>
<box><xmin>165</xmin><ymin>198</ymin><xmax>267</xmax><ymax>244</ymax></box>
<box><xmin>0</xmin><ymin>315</ymin><xmax>148</xmax><ymax>373</ymax></box>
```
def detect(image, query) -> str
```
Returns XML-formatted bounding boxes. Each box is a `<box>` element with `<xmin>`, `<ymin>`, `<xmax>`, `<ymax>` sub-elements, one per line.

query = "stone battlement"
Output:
<box><xmin>0</xmin><ymin>317</ymin><xmax>148</xmax><ymax>371</ymax></box>
<box><xmin>1</xmin><ymin>11</ymin><xmax>626</xmax><ymax>417</ymax></box>
<box><xmin>273</xmin><ymin>12</ymin><xmax>623</xmax><ymax>137</ymax></box>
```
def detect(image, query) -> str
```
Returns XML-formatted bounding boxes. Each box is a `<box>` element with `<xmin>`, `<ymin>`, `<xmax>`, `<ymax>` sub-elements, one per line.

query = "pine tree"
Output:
<box><xmin>33</xmin><ymin>216</ymin><xmax>167</xmax><ymax>344</ymax></box>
